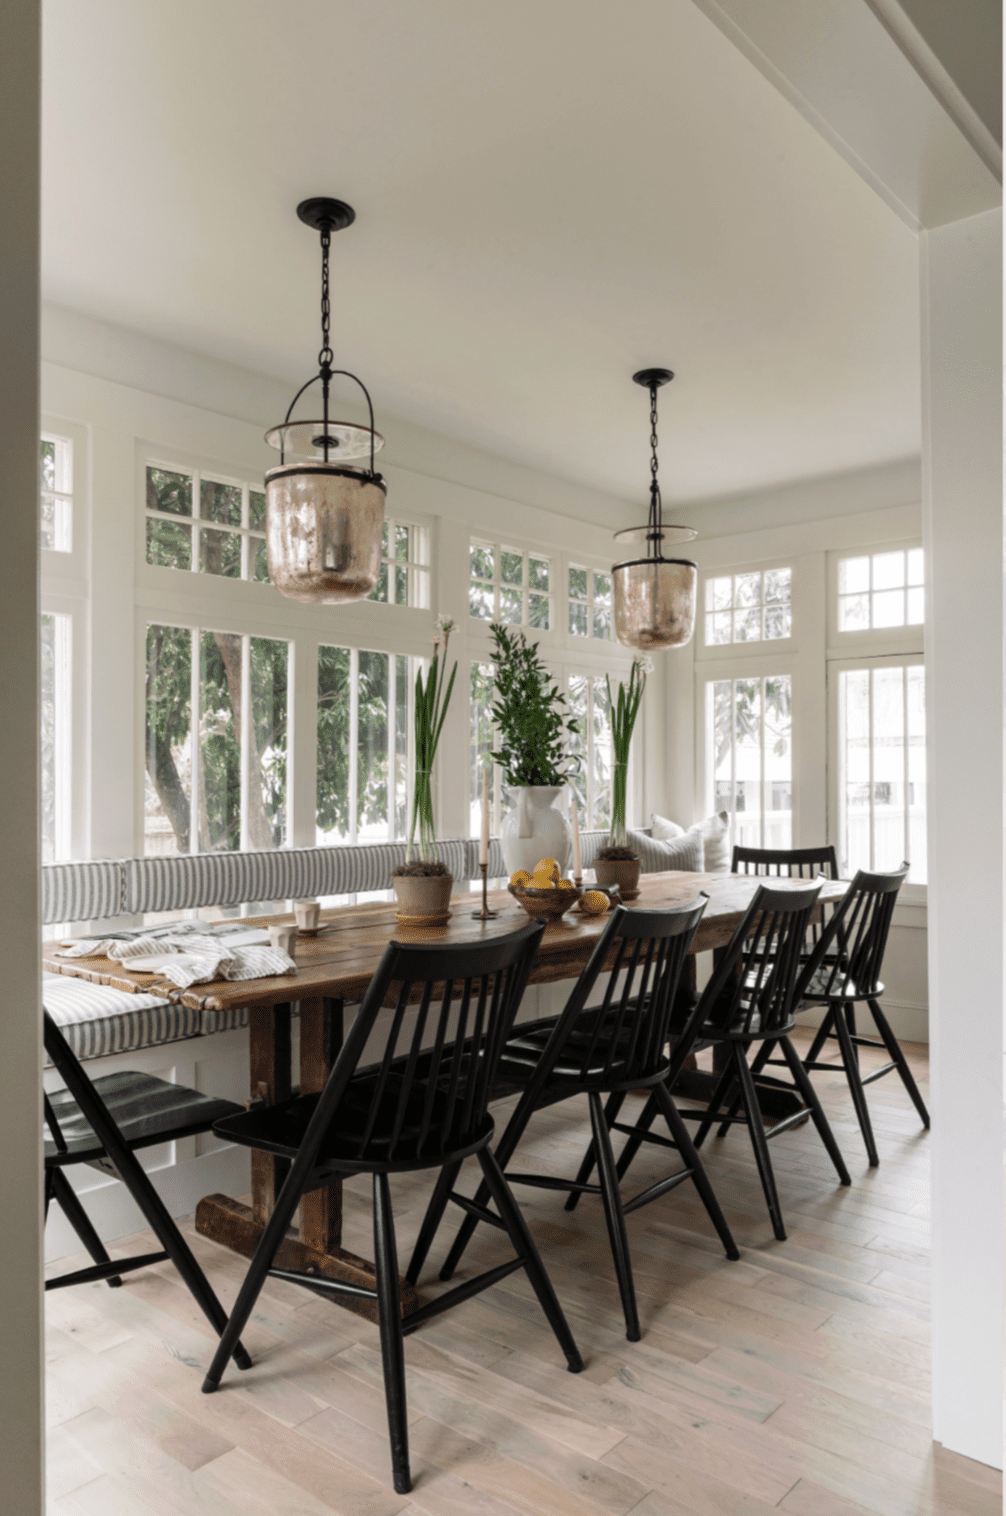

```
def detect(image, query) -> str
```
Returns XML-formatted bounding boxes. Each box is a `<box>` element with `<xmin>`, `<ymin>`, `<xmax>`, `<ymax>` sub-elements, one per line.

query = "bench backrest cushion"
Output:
<box><xmin>42</xmin><ymin>860</ymin><xmax>124</xmax><ymax>926</ymax></box>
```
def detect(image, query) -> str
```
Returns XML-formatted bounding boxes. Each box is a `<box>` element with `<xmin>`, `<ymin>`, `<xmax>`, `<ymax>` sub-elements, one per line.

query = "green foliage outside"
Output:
<box><xmin>713</xmin><ymin>676</ymin><xmax>791</xmax><ymax>774</ymax></box>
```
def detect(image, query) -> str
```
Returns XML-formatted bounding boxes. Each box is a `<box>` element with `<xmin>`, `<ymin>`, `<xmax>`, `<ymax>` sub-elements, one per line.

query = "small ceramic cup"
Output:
<box><xmin>268</xmin><ymin>923</ymin><xmax>298</xmax><ymax>955</ymax></box>
<box><xmin>294</xmin><ymin>900</ymin><xmax>321</xmax><ymax>933</ymax></box>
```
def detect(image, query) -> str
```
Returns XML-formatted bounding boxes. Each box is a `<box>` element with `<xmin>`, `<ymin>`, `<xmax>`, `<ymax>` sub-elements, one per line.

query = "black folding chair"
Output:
<box><xmin>409</xmin><ymin>898</ymin><xmax>739</xmax><ymax>1342</ymax></box>
<box><xmin>791</xmin><ymin>862</ymin><xmax>928</xmax><ymax>1166</ymax></box>
<box><xmin>610</xmin><ymin>883</ymin><xmax>851</xmax><ymax>1241</ymax></box>
<box><xmin>200</xmin><ymin>920</ymin><xmax>582</xmax><ymax>1496</ymax></box>
<box><xmin>43</xmin><ymin>1011</ymin><xmax>252</xmax><ymax>1370</ymax></box>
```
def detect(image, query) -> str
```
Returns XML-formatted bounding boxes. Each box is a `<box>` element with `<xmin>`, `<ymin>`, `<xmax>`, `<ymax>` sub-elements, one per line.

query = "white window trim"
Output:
<box><xmin>567</xmin><ymin>561</ymin><xmax>614</xmax><ymax>644</ymax></box>
<box><xmin>827</xmin><ymin>539</ymin><xmax>925</xmax><ymax>657</ymax></box>
<box><xmin>468</xmin><ymin>537</ymin><xmax>555</xmax><ymax>637</ymax></box>
<box><xmin>41</xmin><ymin>416</ymin><xmax>89</xmax><ymax>582</ymax></box>
<box><xmin>696</xmin><ymin>555</ymin><xmax>795</xmax><ymax>662</ymax></box>
<box><xmin>827</xmin><ymin>651</ymin><xmax>927</xmax><ymax>905</ymax></box>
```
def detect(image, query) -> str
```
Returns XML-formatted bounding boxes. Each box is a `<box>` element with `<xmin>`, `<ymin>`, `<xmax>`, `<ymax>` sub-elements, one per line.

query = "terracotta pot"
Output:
<box><xmin>391</xmin><ymin>872</ymin><xmax>454</xmax><ymax>921</ymax></box>
<box><xmin>593</xmin><ymin>857</ymin><xmax>641</xmax><ymax>895</ymax></box>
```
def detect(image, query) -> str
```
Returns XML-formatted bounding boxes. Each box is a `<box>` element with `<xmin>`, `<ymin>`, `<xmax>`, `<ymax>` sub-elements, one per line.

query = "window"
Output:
<box><xmin>707</xmin><ymin>674</ymin><xmax>792</xmax><ymax>848</ymax></box>
<box><xmin>838</xmin><ymin>548</ymin><xmax>923</xmax><ymax>632</ymax></box>
<box><xmin>568</xmin><ymin>566</ymin><xmax>612</xmax><ymax>640</ymax></box>
<box><xmin>367</xmin><ymin>519</ymin><xmax>431</xmax><ymax>607</ymax></box>
<box><xmin>40</xmin><ymin>434</ymin><xmax>73</xmax><ymax>552</ymax></box>
<box><xmin>469</xmin><ymin>661</ymin><xmax>508</xmax><ymax>836</ymax></box>
<box><xmin>41</xmin><ymin>612</ymin><xmax>72</xmax><ymax>861</ymax></box>
<box><xmin>704</xmin><ymin>567</ymin><xmax>791</xmax><ymax>646</ymax></box>
<box><xmin>469</xmin><ymin>541</ymin><xmax>552</xmax><ymax>629</ymax></box>
<box><xmin>836</xmin><ymin>661</ymin><xmax>926</xmax><ymax>883</ymax></box>
<box><xmin>566</xmin><ymin>674</ymin><xmax>613</xmax><ymax>830</ymax></box>
<box><xmin>145</xmin><ymin>624</ymin><xmax>288</xmax><ymax>855</ymax></box>
<box><xmin>145</xmin><ymin>465</ymin><xmax>269</xmax><ymax>582</ymax></box>
<box><xmin>317</xmin><ymin>647</ymin><xmax>411</xmax><ymax>845</ymax></box>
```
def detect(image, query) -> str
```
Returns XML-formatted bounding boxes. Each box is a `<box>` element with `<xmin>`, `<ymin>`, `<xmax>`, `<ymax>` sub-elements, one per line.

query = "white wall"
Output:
<box><xmin>921</xmin><ymin>206</ymin><xmax>1002</xmax><ymax>1470</ymax></box>
<box><xmin>0</xmin><ymin>0</ymin><xmax>45</xmax><ymax>1509</ymax></box>
<box><xmin>664</xmin><ymin>461</ymin><xmax>929</xmax><ymax>1042</ymax></box>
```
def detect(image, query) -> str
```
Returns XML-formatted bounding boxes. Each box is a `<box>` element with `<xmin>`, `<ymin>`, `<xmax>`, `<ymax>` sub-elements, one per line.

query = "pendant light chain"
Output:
<box><xmin>647</xmin><ymin>382</ymin><xmax>662</xmax><ymax>557</ymax></box>
<box><xmin>318</xmin><ymin>226</ymin><xmax>334</xmax><ymax>372</ymax></box>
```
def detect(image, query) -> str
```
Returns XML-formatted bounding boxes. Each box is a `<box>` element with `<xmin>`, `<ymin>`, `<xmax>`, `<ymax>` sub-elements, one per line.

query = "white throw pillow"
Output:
<box><xmin>651</xmin><ymin>812</ymin><xmax>685</xmax><ymax>841</ymax></box>
<box><xmin>628</xmin><ymin>830</ymin><xmax>705</xmax><ymax>874</ymax></box>
<box><xmin>693</xmin><ymin>811</ymin><xmax>731</xmax><ymax>873</ymax></box>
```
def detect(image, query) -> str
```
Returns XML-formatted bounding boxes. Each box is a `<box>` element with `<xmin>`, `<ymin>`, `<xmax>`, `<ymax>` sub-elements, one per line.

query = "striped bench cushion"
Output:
<box><xmin>42</xmin><ymin>860</ymin><xmax>124</xmax><ymax>925</ymax></box>
<box><xmin>42</xmin><ymin>975</ymin><xmax>202</xmax><ymax>1063</ymax></box>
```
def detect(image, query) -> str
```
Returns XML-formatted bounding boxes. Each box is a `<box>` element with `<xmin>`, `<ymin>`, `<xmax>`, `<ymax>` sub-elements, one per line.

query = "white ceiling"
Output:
<box><xmin>42</xmin><ymin>0</ymin><xmax>922</xmax><ymax>505</ymax></box>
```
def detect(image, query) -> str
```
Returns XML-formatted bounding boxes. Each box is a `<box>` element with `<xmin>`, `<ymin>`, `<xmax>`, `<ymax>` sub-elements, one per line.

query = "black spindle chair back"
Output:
<box><xmin>795</xmin><ymin>862</ymin><xmax>907</xmax><ymax>1005</ymax></box>
<box><xmin>731</xmin><ymin>843</ymin><xmax>839</xmax><ymax>880</ymax></box>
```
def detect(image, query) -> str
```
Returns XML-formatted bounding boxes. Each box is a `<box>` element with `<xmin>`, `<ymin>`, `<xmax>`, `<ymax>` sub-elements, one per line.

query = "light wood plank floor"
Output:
<box><xmin>44</xmin><ymin>1031</ymin><xmax>1001</xmax><ymax>1516</ymax></box>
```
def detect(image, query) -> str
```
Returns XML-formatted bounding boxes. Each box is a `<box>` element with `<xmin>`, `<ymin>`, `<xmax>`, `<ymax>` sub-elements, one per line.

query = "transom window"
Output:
<box><xmin>705</xmin><ymin>567</ymin><xmax>791</xmax><ymax>645</ymax></box>
<box><xmin>145</xmin><ymin>465</ymin><xmax>269</xmax><ymax>582</ymax></box>
<box><xmin>469</xmin><ymin>541</ymin><xmax>551</xmax><ymax>629</ymax></box>
<box><xmin>707</xmin><ymin>674</ymin><xmax>792</xmax><ymax>849</ymax></box>
<box><xmin>40</xmin><ymin>434</ymin><xmax>73</xmax><ymax>553</ymax></box>
<box><xmin>145</xmin><ymin>623</ymin><xmax>288</xmax><ymax>855</ymax></box>
<box><xmin>568</xmin><ymin>566</ymin><xmax>612</xmax><ymax>640</ymax></box>
<box><xmin>318</xmin><ymin>647</ymin><xmax>412</xmax><ymax>844</ymax></box>
<box><xmin>838</xmin><ymin>548</ymin><xmax>924</xmax><ymax>632</ymax></box>
<box><xmin>368</xmin><ymin>520</ymin><xmax>430</xmax><ymax>607</ymax></box>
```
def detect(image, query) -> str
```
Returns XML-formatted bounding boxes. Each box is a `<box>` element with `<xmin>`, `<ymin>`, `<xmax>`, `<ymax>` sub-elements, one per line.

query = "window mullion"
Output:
<box><xmin>348</xmin><ymin>648</ymin><xmax>359</xmax><ymax>845</ymax></box>
<box><xmin>239</xmin><ymin>633</ymin><xmax>252</xmax><ymax>852</ymax></box>
<box><xmin>189</xmin><ymin>628</ymin><xmax>201</xmax><ymax>855</ymax></box>
<box><xmin>387</xmin><ymin>654</ymin><xmax>396</xmax><ymax>840</ymax></box>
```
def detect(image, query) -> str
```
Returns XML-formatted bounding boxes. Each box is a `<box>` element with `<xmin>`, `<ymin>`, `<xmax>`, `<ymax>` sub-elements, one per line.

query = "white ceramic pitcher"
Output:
<box><xmin>500</xmin><ymin>786</ymin><xmax>572</xmax><ymax>879</ymax></box>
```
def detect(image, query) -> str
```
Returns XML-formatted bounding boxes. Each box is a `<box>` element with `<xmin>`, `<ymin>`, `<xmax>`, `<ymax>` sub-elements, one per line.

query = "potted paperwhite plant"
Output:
<box><xmin>488</xmin><ymin>624</ymin><xmax>580</xmax><ymax>878</ymax></box>
<box><xmin>593</xmin><ymin>657</ymin><xmax>651</xmax><ymax>897</ymax></box>
<box><xmin>391</xmin><ymin>616</ymin><xmax>458</xmax><ymax>921</ymax></box>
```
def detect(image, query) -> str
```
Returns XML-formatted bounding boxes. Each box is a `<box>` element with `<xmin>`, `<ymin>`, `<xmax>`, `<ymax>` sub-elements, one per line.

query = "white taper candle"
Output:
<box><xmin>479</xmin><ymin>763</ymin><xmax>490</xmax><ymax>867</ymax></box>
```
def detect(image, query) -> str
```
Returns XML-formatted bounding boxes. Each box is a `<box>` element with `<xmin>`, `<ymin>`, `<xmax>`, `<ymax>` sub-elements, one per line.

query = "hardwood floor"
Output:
<box><xmin>44</xmin><ymin>1031</ymin><xmax>1001</xmax><ymax>1516</ymax></box>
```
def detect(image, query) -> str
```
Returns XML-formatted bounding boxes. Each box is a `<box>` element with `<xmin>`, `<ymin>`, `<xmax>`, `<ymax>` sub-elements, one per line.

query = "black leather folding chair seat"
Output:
<box><xmin>45</xmin><ymin>1071</ymin><xmax>242</xmax><ymax>1165</ymax></box>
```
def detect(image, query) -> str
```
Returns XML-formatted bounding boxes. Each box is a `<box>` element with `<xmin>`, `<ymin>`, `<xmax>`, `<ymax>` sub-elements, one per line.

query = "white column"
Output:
<box><xmin>0</xmin><ymin>0</ymin><xmax>44</xmax><ymax>1508</ymax></box>
<box><xmin>921</xmin><ymin>205</ymin><xmax>1002</xmax><ymax>1469</ymax></box>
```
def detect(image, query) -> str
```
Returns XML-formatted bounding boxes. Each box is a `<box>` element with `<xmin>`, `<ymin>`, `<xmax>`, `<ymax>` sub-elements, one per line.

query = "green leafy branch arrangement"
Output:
<box><xmin>488</xmin><ymin>623</ymin><xmax>579</xmax><ymax>787</ymax></box>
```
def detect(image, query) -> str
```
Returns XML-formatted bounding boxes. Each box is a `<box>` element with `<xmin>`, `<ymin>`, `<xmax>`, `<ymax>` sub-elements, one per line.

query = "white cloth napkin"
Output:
<box><xmin>54</xmin><ymin>931</ymin><xmax>297</xmax><ymax>988</ymax></box>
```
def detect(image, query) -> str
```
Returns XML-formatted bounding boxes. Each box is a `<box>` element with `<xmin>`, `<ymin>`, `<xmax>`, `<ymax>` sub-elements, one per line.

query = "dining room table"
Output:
<box><xmin>43</xmin><ymin>868</ymin><xmax>846</xmax><ymax>1322</ymax></box>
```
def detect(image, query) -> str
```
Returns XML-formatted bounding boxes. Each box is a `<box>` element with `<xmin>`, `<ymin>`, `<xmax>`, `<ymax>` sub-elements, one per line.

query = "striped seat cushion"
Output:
<box><xmin>42</xmin><ymin>975</ymin><xmax>201</xmax><ymax>1063</ymax></box>
<box><xmin>42</xmin><ymin>860</ymin><xmax>124</xmax><ymax>925</ymax></box>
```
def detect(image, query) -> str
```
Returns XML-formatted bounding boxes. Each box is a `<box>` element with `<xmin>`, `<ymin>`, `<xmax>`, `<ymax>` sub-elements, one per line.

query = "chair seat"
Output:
<box><xmin>213</xmin><ymin>1081</ymin><xmax>496</xmax><ymax>1173</ymax></box>
<box><xmin>42</xmin><ymin>974</ymin><xmax>202</xmax><ymax>1062</ymax></box>
<box><xmin>798</xmin><ymin>964</ymin><xmax>884</xmax><ymax>1002</ymax></box>
<box><xmin>45</xmin><ymin>1070</ymin><xmax>243</xmax><ymax>1164</ymax></box>
<box><xmin>501</xmin><ymin>1006</ymin><xmax>641</xmax><ymax>1085</ymax></box>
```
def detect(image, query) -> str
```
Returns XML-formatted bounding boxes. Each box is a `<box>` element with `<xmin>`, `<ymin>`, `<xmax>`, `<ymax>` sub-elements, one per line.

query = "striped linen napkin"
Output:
<box><xmin>54</xmin><ymin>932</ymin><xmax>297</xmax><ymax>988</ymax></box>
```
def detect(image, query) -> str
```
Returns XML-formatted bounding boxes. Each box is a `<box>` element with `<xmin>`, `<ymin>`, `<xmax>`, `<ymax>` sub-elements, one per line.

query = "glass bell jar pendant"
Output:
<box><xmin>612</xmin><ymin>369</ymin><xmax>698</xmax><ymax>651</ymax></box>
<box><xmin>264</xmin><ymin>197</ymin><xmax>386</xmax><ymax>604</ymax></box>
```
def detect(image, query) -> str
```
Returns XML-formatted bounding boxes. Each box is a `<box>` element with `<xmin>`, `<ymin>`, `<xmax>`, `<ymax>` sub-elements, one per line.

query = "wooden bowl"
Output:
<box><xmin>508</xmin><ymin>883</ymin><xmax>583</xmax><ymax>922</ymax></box>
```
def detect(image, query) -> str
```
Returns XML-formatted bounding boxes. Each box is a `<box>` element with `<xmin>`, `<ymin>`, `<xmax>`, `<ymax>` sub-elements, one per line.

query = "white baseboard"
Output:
<box><xmin>795</xmin><ymin>998</ymin><xmax>929</xmax><ymax>1045</ymax></box>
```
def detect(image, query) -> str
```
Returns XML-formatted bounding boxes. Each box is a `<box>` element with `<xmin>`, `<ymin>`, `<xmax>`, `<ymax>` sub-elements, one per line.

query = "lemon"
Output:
<box><xmin>531</xmin><ymin>872</ymin><xmax>555</xmax><ymax>890</ymax></box>
<box><xmin>557</xmin><ymin>878</ymin><xmax>575</xmax><ymax>889</ymax></box>
<box><xmin>509</xmin><ymin>870</ymin><xmax>532</xmax><ymax>888</ymax></box>
<box><xmin>533</xmin><ymin>857</ymin><xmax>560</xmax><ymax>880</ymax></box>
<box><xmin>580</xmin><ymin>890</ymin><xmax>608</xmax><ymax>915</ymax></box>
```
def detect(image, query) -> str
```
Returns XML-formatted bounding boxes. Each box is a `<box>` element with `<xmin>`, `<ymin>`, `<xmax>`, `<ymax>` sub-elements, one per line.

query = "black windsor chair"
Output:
<box><xmin>43</xmin><ymin>1012</ymin><xmax>252</xmax><ymax>1370</ymax></box>
<box><xmin>605</xmin><ymin>883</ymin><xmax>852</xmax><ymax>1241</ymax></box>
<box><xmin>790</xmin><ymin>862</ymin><xmax>928</xmax><ymax>1166</ymax></box>
<box><xmin>408</xmin><ymin>899</ymin><xmax>740</xmax><ymax>1343</ymax></box>
<box><xmin>201</xmin><ymin>920</ymin><xmax>583</xmax><ymax>1497</ymax></box>
<box><xmin>732</xmin><ymin>844</ymin><xmax>840</xmax><ymax>880</ymax></box>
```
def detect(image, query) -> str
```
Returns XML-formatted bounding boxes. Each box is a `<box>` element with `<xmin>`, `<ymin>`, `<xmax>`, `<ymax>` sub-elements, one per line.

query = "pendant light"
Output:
<box><xmin>264</xmin><ymin>198</ymin><xmax>386</xmax><ymax>603</ymax></box>
<box><xmin>612</xmin><ymin>369</ymin><xmax>698</xmax><ymax>650</ymax></box>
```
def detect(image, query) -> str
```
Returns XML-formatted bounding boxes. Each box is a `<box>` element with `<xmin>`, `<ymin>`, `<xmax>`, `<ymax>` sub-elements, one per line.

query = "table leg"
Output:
<box><xmin>196</xmin><ymin>995</ymin><xmax>418</xmax><ymax>1323</ymax></box>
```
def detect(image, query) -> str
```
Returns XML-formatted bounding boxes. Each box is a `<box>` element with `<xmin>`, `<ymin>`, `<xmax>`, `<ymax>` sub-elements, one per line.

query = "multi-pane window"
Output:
<box><xmin>707</xmin><ymin>675</ymin><xmax>792</xmax><ymax>849</ymax></box>
<box><xmin>469</xmin><ymin>662</ymin><xmax>508</xmax><ymax>837</ymax></box>
<box><xmin>837</xmin><ymin>662</ymin><xmax>926</xmax><ymax>883</ymax></box>
<box><xmin>367</xmin><ymin>519</ymin><xmax>431</xmax><ymax>607</ymax></box>
<box><xmin>838</xmin><ymin>548</ymin><xmax>924</xmax><ymax>632</ymax></box>
<box><xmin>705</xmin><ymin>568</ymin><xmax>791</xmax><ymax>646</ymax></box>
<box><xmin>40</xmin><ymin>435</ymin><xmax>73</xmax><ymax>552</ymax></box>
<box><xmin>568</xmin><ymin>566</ymin><xmax>612</xmax><ymax>640</ymax></box>
<box><xmin>469</xmin><ymin>541</ymin><xmax>551</xmax><ymax>629</ymax></box>
<box><xmin>317</xmin><ymin>647</ymin><xmax>411</xmax><ymax>846</ymax></box>
<box><xmin>41</xmin><ymin>612</ymin><xmax>72</xmax><ymax>861</ymax></box>
<box><xmin>566</xmin><ymin>675</ymin><xmax>613</xmax><ymax>830</ymax></box>
<box><xmin>145</xmin><ymin>466</ymin><xmax>269</xmax><ymax>583</ymax></box>
<box><xmin>145</xmin><ymin>624</ymin><xmax>288</xmax><ymax>855</ymax></box>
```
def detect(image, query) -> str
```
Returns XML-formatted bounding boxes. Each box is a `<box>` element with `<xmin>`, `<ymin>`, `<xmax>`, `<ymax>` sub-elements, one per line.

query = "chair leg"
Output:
<box><xmin>717</xmin><ymin>1042</ymin><xmax>770</xmax><ymax>1139</ymax></box>
<box><xmin>652</xmin><ymin>1082</ymin><xmax>740</xmax><ymax>1261</ymax></box>
<box><xmin>693</xmin><ymin>1058</ymin><xmax>740</xmax><ymax>1150</ymax></box>
<box><xmin>831</xmin><ymin>1003</ymin><xmax>880</xmax><ymax>1167</ymax></box>
<box><xmin>589</xmin><ymin>1092</ymin><xmax>640</xmax><ymax>1341</ymax></box>
<box><xmin>406</xmin><ymin>1160</ymin><xmax>461</xmax><ymax>1285</ymax></box>
<box><xmin>868</xmin><ymin>998</ymin><xmax>930</xmax><ymax>1129</ymax></box>
<box><xmin>373</xmin><ymin>1172</ymin><xmax>411</xmax><ymax>1495</ymax></box>
<box><xmin>615</xmin><ymin>1090</ymin><xmax>660</xmax><ymax>1182</ymax></box>
<box><xmin>565</xmin><ymin>1090</ymin><xmax>625</xmax><ymax>1213</ymax></box>
<box><xmin>476</xmin><ymin>1147</ymin><xmax>583</xmax><ymax>1373</ymax></box>
<box><xmin>733</xmin><ymin>1046</ymin><xmax>787</xmax><ymax>1241</ymax></box>
<box><xmin>777</xmin><ymin>1036</ymin><xmax>851</xmax><ymax>1187</ymax></box>
<box><xmin>804</xmin><ymin>1008</ymin><xmax>834</xmax><ymax>1068</ymax></box>
<box><xmin>49</xmin><ymin>1168</ymin><xmax>123</xmax><ymax>1287</ymax></box>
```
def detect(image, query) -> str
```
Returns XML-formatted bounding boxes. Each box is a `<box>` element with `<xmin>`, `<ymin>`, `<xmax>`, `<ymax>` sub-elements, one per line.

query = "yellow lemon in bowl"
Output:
<box><xmin>580</xmin><ymin>890</ymin><xmax>609</xmax><ymax>915</ymax></box>
<box><xmin>509</xmin><ymin>870</ymin><xmax>532</xmax><ymax>888</ymax></box>
<box><xmin>533</xmin><ymin>858</ymin><xmax>560</xmax><ymax>881</ymax></box>
<box><xmin>557</xmin><ymin>878</ymin><xmax>575</xmax><ymax>889</ymax></box>
<box><xmin>531</xmin><ymin>872</ymin><xmax>555</xmax><ymax>890</ymax></box>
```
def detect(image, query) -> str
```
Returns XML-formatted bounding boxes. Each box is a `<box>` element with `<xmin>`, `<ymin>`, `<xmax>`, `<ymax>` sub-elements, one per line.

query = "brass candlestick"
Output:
<box><xmin>471</xmin><ymin>862</ymin><xmax>498</xmax><ymax>920</ymax></box>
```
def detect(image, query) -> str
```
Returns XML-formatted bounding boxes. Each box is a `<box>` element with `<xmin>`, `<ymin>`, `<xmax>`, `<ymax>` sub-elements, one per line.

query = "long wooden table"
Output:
<box><xmin>44</xmin><ymin>870</ymin><xmax>845</xmax><ymax>1320</ymax></box>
